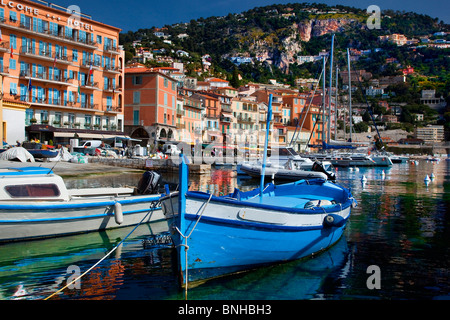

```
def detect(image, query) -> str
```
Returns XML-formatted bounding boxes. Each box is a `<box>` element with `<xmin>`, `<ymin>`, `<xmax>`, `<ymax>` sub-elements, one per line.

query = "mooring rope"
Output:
<box><xmin>174</xmin><ymin>193</ymin><xmax>213</xmax><ymax>298</ymax></box>
<box><xmin>43</xmin><ymin>200</ymin><xmax>160</xmax><ymax>300</ymax></box>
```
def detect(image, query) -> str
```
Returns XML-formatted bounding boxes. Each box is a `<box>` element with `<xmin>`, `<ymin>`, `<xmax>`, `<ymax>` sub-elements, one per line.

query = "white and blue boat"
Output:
<box><xmin>0</xmin><ymin>167</ymin><xmax>166</xmax><ymax>242</ymax></box>
<box><xmin>162</xmin><ymin>94</ymin><xmax>356</xmax><ymax>287</ymax></box>
<box><xmin>161</xmin><ymin>156</ymin><xmax>356</xmax><ymax>286</ymax></box>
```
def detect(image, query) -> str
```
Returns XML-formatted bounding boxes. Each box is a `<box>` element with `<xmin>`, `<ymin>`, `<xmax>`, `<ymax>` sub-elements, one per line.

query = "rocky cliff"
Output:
<box><xmin>222</xmin><ymin>16</ymin><xmax>359</xmax><ymax>73</ymax></box>
<box><xmin>270</xmin><ymin>18</ymin><xmax>357</xmax><ymax>73</ymax></box>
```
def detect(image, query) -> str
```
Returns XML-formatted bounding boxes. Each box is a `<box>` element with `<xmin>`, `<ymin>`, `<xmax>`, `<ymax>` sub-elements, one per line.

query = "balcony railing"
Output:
<box><xmin>104</xmin><ymin>65</ymin><xmax>122</xmax><ymax>73</ymax></box>
<box><xmin>221</xmin><ymin>105</ymin><xmax>233</xmax><ymax>113</ymax></box>
<box><xmin>105</xmin><ymin>105</ymin><xmax>122</xmax><ymax>113</ymax></box>
<box><xmin>237</xmin><ymin>115</ymin><xmax>254</xmax><ymax>123</ymax></box>
<box><xmin>104</xmin><ymin>45</ymin><xmax>120</xmax><ymax>54</ymax></box>
<box><xmin>19</xmin><ymin>70</ymin><xmax>74</xmax><ymax>85</ymax></box>
<box><xmin>0</xmin><ymin>41</ymin><xmax>9</xmax><ymax>52</ymax></box>
<box><xmin>80</xmin><ymin>82</ymin><xmax>99</xmax><ymax>89</ymax></box>
<box><xmin>220</xmin><ymin>115</ymin><xmax>232</xmax><ymax>122</ymax></box>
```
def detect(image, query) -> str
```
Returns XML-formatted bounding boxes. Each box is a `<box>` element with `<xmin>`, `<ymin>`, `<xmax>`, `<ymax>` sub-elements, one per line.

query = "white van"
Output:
<box><xmin>162</xmin><ymin>143</ymin><xmax>181</xmax><ymax>156</ymax></box>
<box><xmin>79</xmin><ymin>140</ymin><xmax>102</xmax><ymax>148</ymax></box>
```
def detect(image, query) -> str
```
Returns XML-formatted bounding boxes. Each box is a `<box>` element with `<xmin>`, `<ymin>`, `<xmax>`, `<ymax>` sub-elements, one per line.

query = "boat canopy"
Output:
<box><xmin>322</xmin><ymin>141</ymin><xmax>357</xmax><ymax>150</ymax></box>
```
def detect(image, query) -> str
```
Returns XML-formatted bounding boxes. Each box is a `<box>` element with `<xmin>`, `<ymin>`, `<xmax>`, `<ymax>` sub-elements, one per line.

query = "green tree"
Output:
<box><xmin>230</xmin><ymin>67</ymin><xmax>241</xmax><ymax>88</ymax></box>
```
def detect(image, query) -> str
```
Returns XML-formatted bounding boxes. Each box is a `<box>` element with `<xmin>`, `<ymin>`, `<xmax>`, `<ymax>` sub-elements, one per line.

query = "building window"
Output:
<box><xmin>40</xmin><ymin>110</ymin><xmax>48</xmax><ymax>122</ymax></box>
<box><xmin>68</xmin><ymin>113</ymin><xmax>75</xmax><ymax>124</ymax></box>
<box><xmin>133</xmin><ymin>75</ymin><xmax>142</xmax><ymax>85</ymax></box>
<box><xmin>133</xmin><ymin>110</ymin><xmax>139</xmax><ymax>125</ymax></box>
<box><xmin>54</xmin><ymin>112</ymin><xmax>62</xmax><ymax>126</ymax></box>
<box><xmin>133</xmin><ymin>91</ymin><xmax>140</xmax><ymax>104</ymax></box>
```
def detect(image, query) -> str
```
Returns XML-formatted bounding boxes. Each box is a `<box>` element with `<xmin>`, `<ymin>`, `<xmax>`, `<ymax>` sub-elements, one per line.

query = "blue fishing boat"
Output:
<box><xmin>161</xmin><ymin>156</ymin><xmax>356</xmax><ymax>286</ymax></box>
<box><xmin>161</xmin><ymin>94</ymin><xmax>356</xmax><ymax>287</ymax></box>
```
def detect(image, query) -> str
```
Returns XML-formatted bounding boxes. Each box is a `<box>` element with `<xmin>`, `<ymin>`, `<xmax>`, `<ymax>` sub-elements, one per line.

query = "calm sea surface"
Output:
<box><xmin>0</xmin><ymin>159</ymin><xmax>449</xmax><ymax>300</ymax></box>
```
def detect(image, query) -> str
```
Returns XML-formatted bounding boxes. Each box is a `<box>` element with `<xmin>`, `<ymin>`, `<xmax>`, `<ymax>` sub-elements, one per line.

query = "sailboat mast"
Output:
<box><xmin>328</xmin><ymin>34</ymin><xmax>334</xmax><ymax>144</ymax></box>
<box><xmin>322</xmin><ymin>56</ymin><xmax>326</xmax><ymax>146</ymax></box>
<box><xmin>347</xmin><ymin>48</ymin><xmax>353</xmax><ymax>142</ymax></box>
<box><xmin>335</xmin><ymin>65</ymin><xmax>338</xmax><ymax>139</ymax></box>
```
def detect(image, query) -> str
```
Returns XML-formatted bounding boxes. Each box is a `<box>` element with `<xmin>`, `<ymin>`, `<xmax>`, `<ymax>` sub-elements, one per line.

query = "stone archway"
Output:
<box><xmin>131</xmin><ymin>127</ymin><xmax>150</xmax><ymax>146</ymax></box>
<box><xmin>159</xmin><ymin>128</ymin><xmax>167</xmax><ymax>138</ymax></box>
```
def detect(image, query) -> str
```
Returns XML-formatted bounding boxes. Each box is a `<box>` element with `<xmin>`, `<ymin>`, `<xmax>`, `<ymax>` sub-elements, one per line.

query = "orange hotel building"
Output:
<box><xmin>0</xmin><ymin>0</ymin><xmax>124</xmax><ymax>145</ymax></box>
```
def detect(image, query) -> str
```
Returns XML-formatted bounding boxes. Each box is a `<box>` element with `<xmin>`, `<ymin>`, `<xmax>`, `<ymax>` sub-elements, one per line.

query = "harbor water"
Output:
<box><xmin>0</xmin><ymin>159</ymin><xmax>448</xmax><ymax>300</ymax></box>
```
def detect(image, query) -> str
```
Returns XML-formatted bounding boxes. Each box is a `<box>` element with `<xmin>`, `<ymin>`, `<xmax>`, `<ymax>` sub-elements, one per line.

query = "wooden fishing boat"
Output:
<box><xmin>161</xmin><ymin>156</ymin><xmax>356</xmax><ymax>285</ymax></box>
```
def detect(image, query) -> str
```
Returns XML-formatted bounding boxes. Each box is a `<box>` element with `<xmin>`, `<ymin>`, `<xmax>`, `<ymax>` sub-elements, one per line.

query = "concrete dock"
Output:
<box><xmin>0</xmin><ymin>156</ymin><xmax>211</xmax><ymax>177</ymax></box>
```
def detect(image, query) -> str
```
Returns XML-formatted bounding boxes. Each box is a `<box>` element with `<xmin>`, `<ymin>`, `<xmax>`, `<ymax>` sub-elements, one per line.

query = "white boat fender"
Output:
<box><xmin>304</xmin><ymin>199</ymin><xmax>333</xmax><ymax>209</ymax></box>
<box><xmin>323</xmin><ymin>214</ymin><xmax>345</xmax><ymax>228</ymax></box>
<box><xmin>114</xmin><ymin>202</ymin><xmax>123</xmax><ymax>225</ymax></box>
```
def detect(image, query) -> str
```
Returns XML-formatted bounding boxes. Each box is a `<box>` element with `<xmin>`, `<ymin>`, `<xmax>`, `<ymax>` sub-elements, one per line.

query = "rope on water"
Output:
<box><xmin>43</xmin><ymin>200</ymin><xmax>160</xmax><ymax>300</ymax></box>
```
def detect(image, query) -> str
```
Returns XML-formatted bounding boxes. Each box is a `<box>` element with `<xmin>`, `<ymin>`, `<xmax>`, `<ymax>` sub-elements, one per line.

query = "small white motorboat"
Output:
<box><xmin>0</xmin><ymin>167</ymin><xmax>167</xmax><ymax>242</ymax></box>
<box><xmin>240</xmin><ymin>158</ymin><xmax>336</xmax><ymax>181</ymax></box>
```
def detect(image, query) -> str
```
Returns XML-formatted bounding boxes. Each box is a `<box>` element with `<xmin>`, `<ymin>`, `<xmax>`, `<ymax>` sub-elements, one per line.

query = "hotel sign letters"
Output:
<box><xmin>0</xmin><ymin>0</ymin><xmax>94</xmax><ymax>31</ymax></box>
<box><xmin>1</xmin><ymin>0</ymin><xmax>39</xmax><ymax>15</ymax></box>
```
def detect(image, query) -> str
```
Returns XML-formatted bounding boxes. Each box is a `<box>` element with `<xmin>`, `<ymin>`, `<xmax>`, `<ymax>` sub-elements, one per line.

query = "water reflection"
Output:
<box><xmin>0</xmin><ymin>160</ymin><xmax>449</xmax><ymax>300</ymax></box>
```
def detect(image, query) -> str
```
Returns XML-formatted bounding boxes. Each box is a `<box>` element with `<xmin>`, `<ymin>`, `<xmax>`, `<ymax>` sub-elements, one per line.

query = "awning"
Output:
<box><xmin>74</xmin><ymin>133</ymin><xmax>105</xmax><ymax>139</ymax></box>
<box><xmin>54</xmin><ymin>132</ymin><xmax>78</xmax><ymax>138</ymax></box>
<box><xmin>53</xmin><ymin>132</ymin><xmax>131</xmax><ymax>140</ymax></box>
<box><xmin>53</xmin><ymin>132</ymin><xmax>103</xmax><ymax>139</ymax></box>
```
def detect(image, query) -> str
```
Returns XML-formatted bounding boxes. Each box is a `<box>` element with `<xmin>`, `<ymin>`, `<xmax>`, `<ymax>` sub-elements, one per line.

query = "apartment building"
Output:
<box><xmin>124</xmin><ymin>66</ymin><xmax>178</xmax><ymax>148</ymax></box>
<box><xmin>415</xmin><ymin>125</ymin><xmax>445</xmax><ymax>143</ymax></box>
<box><xmin>0</xmin><ymin>0</ymin><xmax>124</xmax><ymax>144</ymax></box>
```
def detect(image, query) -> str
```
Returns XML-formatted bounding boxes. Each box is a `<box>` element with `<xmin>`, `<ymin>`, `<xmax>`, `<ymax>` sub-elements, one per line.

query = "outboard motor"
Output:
<box><xmin>136</xmin><ymin>171</ymin><xmax>161</xmax><ymax>195</ymax></box>
<box><xmin>312</xmin><ymin>160</ymin><xmax>336</xmax><ymax>181</ymax></box>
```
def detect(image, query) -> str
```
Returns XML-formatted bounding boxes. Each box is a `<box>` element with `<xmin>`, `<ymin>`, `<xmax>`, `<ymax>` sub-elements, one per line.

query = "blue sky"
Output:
<box><xmin>49</xmin><ymin>0</ymin><xmax>449</xmax><ymax>32</ymax></box>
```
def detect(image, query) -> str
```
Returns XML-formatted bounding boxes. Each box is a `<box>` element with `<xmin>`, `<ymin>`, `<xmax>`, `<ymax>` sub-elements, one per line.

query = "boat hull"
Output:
<box><xmin>370</xmin><ymin>155</ymin><xmax>393</xmax><ymax>166</ymax></box>
<box><xmin>162</xmin><ymin>181</ymin><xmax>353</xmax><ymax>284</ymax></box>
<box><xmin>177</xmin><ymin>208</ymin><xmax>347</xmax><ymax>283</ymax></box>
<box><xmin>0</xmin><ymin>195</ymin><xmax>164</xmax><ymax>242</ymax></box>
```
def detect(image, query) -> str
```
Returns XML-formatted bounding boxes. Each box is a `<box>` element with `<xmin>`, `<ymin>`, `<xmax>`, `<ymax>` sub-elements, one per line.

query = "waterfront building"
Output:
<box><xmin>231</xmin><ymin>97</ymin><xmax>260</xmax><ymax>148</ymax></box>
<box><xmin>194</xmin><ymin>92</ymin><xmax>220</xmax><ymax>144</ymax></box>
<box><xmin>124</xmin><ymin>66</ymin><xmax>178</xmax><ymax>149</ymax></box>
<box><xmin>177</xmin><ymin>92</ymin><xmax>204</xmax><ymax>144</ymax></box>
<box><xmin>415</xmin><ymin>125</ymin><xmax>445</xmax><ymax>143</ymax></box>
<box><xmin>0</xmin><ymin>0</ymin><xmax>124</xmax><ymax>145</ymax></box>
